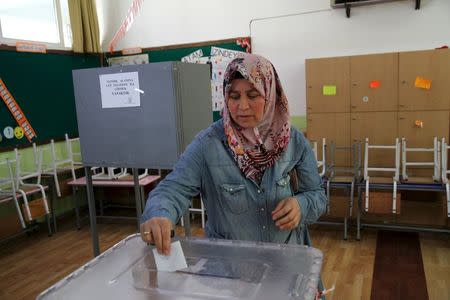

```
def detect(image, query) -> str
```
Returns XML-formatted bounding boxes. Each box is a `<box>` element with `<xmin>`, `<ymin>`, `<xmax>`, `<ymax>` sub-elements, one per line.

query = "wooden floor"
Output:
<box><xmin>0</xmin><ymin>218</ymin><xmax>448</xmax><ymax>300</ymax></box>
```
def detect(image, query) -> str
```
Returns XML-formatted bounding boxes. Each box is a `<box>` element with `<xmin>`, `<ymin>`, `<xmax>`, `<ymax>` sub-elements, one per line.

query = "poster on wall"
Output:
<box><xmin>181</xmin><ymin>49</ymin><xmax>204</xmax><ymax>63</ymax></box>
<box><xmin>107</xmin><ymin>54</ymin><xmax>149</xmax><ymax>66</ymax></box>
<box><xmin>182</xmin><ymin>47</ymin><xmax>246</xmax><ymax>114</ymax></box>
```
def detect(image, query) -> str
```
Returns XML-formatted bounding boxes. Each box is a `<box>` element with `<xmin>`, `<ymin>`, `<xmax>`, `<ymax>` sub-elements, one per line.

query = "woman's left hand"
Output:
<box><xmin>272</xmin><ymin>197</ymin><xmax>301</xmax><ymax>230</ymax></box>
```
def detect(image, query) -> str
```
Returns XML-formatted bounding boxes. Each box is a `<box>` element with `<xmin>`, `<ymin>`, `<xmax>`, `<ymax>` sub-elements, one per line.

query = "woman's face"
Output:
<box><xmin>227</xmin><ymin>79</ymin><xmax>265</xmax><ymax>129</ymax></box>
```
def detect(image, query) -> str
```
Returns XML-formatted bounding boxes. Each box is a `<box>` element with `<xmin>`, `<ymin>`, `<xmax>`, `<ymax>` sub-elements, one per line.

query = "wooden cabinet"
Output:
<box><xmin>306</xmin><ymin>57</ymin><xmax>350</xmax><ymax>113</ymax></box>
<box><xmin>350</xmin><ymin>53</ymin><xmax>398</xmax><ymax>112</ymax></box>
<box><xmin>306</xmin><ymin>49</ymin><xmax>450</xmax><ymax>228</ymax></box>
<box><xmin>399</xmin><ymin>49</ymin><xmax>450</xmax><ymax>111</ymax></box>
<box><xmin>351</xmin><ymin>112</ymin><xmax>398</xmax><ymax>166</ymax></box>
<box><xmin>307</xmin><ymin>113</ymin><xmax>350</xmax><ymax>167</ymax></box>
<box><xmin>398</xmin><ymin>110</ymin><xmax>449</xmax><ymax>146</ymax></box>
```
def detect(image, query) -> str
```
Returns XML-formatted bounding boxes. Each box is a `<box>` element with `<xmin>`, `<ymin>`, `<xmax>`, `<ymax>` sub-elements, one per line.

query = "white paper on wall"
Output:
<box><xmin>210</xmin><ymin>47</ymin><xmax>246</xmax><ymax>59</ymax></box>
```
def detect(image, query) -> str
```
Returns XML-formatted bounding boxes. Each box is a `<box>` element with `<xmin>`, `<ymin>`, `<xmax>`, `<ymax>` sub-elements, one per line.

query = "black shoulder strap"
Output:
<box><xmin>288</xmin><ymin>168</ymin><xmax>299</xmax><ymax>195</ymax></box>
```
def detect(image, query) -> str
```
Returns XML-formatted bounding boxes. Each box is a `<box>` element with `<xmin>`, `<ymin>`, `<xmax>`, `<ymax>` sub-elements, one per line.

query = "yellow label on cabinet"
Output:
<box><xmin>323</xmin><ymin>85</ymin><xmax>336</xmax><ymax>96</ymax></box>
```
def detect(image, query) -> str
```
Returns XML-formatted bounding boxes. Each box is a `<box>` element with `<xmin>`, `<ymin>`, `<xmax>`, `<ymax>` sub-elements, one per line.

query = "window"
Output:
<box><xmin>0</xmin><ymin>0</ymin><xmax>72</xmax><ymax>49</ymax></box>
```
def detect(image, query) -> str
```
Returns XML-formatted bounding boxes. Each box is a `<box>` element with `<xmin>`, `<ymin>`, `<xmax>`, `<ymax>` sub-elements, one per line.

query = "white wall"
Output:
<box><xmin>97</xmin><ymin>0</ymin><xmax>450</xmax><ymax>116</ymax></box>
<box><xmin>97</xmin><ymin>0</ymin><xmax>329</xmax><ymax>50</ymax></box>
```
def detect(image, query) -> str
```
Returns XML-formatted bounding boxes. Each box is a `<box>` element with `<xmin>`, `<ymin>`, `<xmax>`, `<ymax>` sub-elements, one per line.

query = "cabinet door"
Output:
<box><xmin>398</xmin><ymin>110</ymin><xmax>449</xmax><ymax>178</ymax></box>
<box><xmin>351</xmin><ymin>112</ymin><xmax>398</xmax><ymax>167</ymax></box>
<box><xmin>350</xmin><ymin>53</ymin><xmax>398</xmax><ymax>112</ymax></box>
<box><xmin>307</xmin><ymin>113</ymin><xmax>350</xmax><ymax>167</ymax></box>
<box><xmin>399</xmin><ymin>49</ymin><xmax>450</xmax><ymax>111</ymax></box>
<box><xmin>306</xmin><ymin>57</ymin><xmax>350</xmax><ymax>113</ymax></box>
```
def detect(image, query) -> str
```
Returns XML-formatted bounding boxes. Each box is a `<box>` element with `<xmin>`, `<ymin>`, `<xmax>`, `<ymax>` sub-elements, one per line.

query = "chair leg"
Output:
<box><xmin>37</xmin><ymin>184</ymin><xmax>50</xmax><ymax>214</ymax></box>
<box><xmin>18</xmin><ymin>190</ymin><xmax>32</xmax><ymax>221</ymax></box>
<box><xmin>73</xmin><ymin>186</ymin><xmax>81</xmax><ymax>230</ymax></box>
<box><xmin>12</xmin><ymin>195</ymin><xmax>26</xmax><ymax>229</ymax></box>
<box><xmin>200</xmin><ymin>196</ymin><xmax>205</xmax><ymax>229</ymax></box>
<box><xmin>356</xmin><ymin>186</ymin><xmax>361</xmax><ymax>241</ymax></box>
<box><xmin>392</xmin><ymin>180</ymin><xmax>398</xmax><ymax>214</ymax></box>
<box><xmin>365</xmin><ymin>179</ymin><xmax>370</xmax><ymax>212</ymax></box>
<box><xmin>46</xmin><ymin>214</ymin><xmax>52</xmax><ymax>236</ymax></box>
<box><xmin>326</xmin><ymin>180</ymin><xmax>330</xmax><ymax>214</ymax></box>
<box><xmin>343</xmin><ymin>217</ymin><xmax>348</xmax><ymax>240</ymax></box>
<box><xmin>446</xmin><ymin>183</ymin><xmax>449</xmax><ymax>218</ymax></box>
<box><xmin>54</xmin><ymin>172</ymin><xmax>61</xmax><ymax>197</ymax></box>
<box><xmin>349</xmin><ymin>180</ymin><xmax>355</xmax><ymax>217</ymax></box>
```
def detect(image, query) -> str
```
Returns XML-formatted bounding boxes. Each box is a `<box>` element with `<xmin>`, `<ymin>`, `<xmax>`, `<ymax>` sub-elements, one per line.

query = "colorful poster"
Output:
<box><xmin>183</xmin><ymin>48</ymin><xmax>246</xmax><ymax>113</ymax></box>
<box><xmin>181</xmin><ymin>49</ymin><xmax>204</xmax><ymax>63</ymax></box>
<box><xmin>210</xmin><ymin>47</ymin><xmax>246</xmax><ymax>59</ymax></box>
<box><xmin>107</xmin><ymin>54</ymin><xmax>149</xmax><ymax>66</ymax></box>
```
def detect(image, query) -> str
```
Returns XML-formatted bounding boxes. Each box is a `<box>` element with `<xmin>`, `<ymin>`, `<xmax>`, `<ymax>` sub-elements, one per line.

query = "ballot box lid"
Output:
<box><xmin>38</xmin><ymin>234</ymin><xmax>323</xmax><ymax>300</ymax></box>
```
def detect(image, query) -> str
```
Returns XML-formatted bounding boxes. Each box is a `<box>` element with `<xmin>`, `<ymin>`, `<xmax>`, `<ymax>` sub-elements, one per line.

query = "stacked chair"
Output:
<box><xmin>327</xmin><ymin>141</ymin><xmax>362</xmax><ymax>239</ymax></box>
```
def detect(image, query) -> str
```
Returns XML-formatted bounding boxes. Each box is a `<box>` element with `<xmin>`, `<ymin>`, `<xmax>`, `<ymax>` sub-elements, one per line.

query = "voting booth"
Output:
<box><xmin>72</xmin><ymin>61</ymin><xmax>212</xmax><ymax>169</ymax></box>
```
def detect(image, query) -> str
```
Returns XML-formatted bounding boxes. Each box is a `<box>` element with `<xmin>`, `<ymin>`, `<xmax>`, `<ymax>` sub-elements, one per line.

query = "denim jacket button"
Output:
<box><xmin>257</xmin><ymin>189</ymin><xmax>261</xmax><ymax>194</ymax></box>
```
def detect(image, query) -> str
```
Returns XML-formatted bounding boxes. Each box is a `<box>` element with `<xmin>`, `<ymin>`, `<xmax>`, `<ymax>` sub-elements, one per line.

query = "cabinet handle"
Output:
<box><xmin>352</xmin><ymin>83</ymin><xmax>358</xmax><ymax>86</ymax></box>
<box><xmin>308</xmin><ymin>85</ymin><xmax>312</xmax><ymax>88</ymax></box>
<box><xmin>401</xmin><ymin>80</ymin><xmax>407</xmax><ymax>84</ymax></box>
<box><xmin>399</xmin><ymin>117</ymin><xmax>405</xmax><ymax>120</ymax></box>
<box><xmin>351</xmin><ymin>105</ymin><xmax>357</xmax><ymax>108</ymax></box>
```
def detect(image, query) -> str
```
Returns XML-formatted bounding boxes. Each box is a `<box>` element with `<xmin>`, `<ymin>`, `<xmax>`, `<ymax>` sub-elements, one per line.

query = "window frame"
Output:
<box><xmin>0</xmin><ymin>0</ymin><xmax>71</xmax><ymax>50</ymax></box>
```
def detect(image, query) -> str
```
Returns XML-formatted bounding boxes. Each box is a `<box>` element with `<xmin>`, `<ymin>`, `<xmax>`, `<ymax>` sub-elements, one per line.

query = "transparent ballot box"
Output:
<box><xmin>37</xmin><ymin>234</ymin><xmax>323</xmax><ymax>300</ymax></box>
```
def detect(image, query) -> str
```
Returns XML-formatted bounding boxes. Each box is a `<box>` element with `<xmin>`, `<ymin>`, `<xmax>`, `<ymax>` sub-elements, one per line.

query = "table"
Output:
<box><xmin>355</xmin><ymin>181</ymin><xmax>450</xmax><ymax>239</ymax></box>
<box><xmin>67</xmin><ymin>169</ymin><xmax>160</xmax><ymax>256</ymax></box>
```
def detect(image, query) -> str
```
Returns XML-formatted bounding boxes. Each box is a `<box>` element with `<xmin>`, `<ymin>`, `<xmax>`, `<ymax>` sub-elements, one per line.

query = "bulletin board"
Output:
<box><xmin>0</xmin><ymin>48</ymin><xmax>100</xmax><ymax>149</ymax></box>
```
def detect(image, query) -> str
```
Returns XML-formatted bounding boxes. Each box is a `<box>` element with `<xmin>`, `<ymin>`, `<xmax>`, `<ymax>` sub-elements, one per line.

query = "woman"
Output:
<box><xmin>140</xmin><ymin>54</ymin><xmax>327</xmax><ymax>256</ymax></box>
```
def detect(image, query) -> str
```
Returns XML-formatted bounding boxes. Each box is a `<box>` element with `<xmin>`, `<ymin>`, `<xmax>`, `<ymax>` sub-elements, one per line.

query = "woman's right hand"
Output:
<box><xmin>140</xmin><ymin>217</ymin><xmax>173</xmax><ymax>255</ymax></box>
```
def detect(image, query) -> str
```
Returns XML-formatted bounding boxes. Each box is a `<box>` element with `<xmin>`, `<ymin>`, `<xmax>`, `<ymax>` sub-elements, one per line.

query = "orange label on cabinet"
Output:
<box><xmin>414</xmin><ymin>77</ymin><xmax>431</xmax><ymax>90</ymax></box>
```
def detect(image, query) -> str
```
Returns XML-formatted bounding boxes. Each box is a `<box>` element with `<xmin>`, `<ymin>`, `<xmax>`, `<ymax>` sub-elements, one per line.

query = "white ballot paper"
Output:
<box><xmin>152</xmin><ymin>241</ymin><xmax>188</xmax><ymax>272</ymax></box>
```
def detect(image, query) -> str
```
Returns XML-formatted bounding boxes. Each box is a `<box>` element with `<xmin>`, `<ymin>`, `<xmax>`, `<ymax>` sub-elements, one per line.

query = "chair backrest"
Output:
<box><xmin>66</xmin><ymin>134</ymin><xmax>82</xmax><ymax>163</ymax></box>
<box><xmin>329</xmin><ymin>141</ymin><xmax>362</xmax><ymax>179</ymax></box>
<box><xmin>364</xmin><ymin>138</ymin><xmax>400</xmax><ymax>181</ymax></box>
<box><xmin>401</xmin><ymin>137</ymin><xmax>441</xmax><ymax>182</ymax></box>
<box><xmin>14</xmin><ymin>146</ymin><xmax>43</xmax><ymax>184</ymax></box>
<box><xmin>0</xmin><ymin>158</ymin><xmax>16</xmax><ymax>194</ymax></box>
<box><xmin>311</xmin><ymin>138</ymin><xmax>327</xmax><ymax>177</ymax></box>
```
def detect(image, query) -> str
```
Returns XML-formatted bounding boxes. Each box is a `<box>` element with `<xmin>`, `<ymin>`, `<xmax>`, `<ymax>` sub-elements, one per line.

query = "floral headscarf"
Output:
<box><xmin>223</xmin><ymin>54</ymin><xmax>290</xmax><ymax>182</ymax></box>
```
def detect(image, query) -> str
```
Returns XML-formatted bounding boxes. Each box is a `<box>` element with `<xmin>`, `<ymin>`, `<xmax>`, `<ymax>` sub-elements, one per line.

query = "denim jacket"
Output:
<box><xmin>141</xmin><ymin>119</ymin><xmax>327</xmax><ymax>246</ymax></box>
